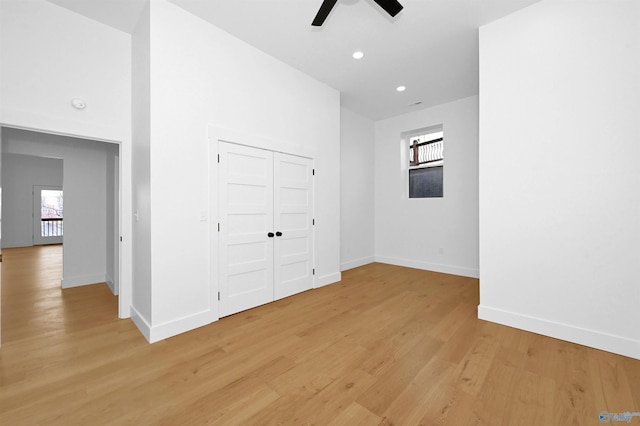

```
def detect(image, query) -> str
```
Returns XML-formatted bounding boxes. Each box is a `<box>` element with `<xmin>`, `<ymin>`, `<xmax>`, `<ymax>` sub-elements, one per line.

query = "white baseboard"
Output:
<box><xmin>105</xmin><ymin>278</ymin><xmax>117</xmax><ymax>295</ymax></box>
<box><xmin>61</xmin><ymin>273</ymin><xmax>107</xmax><ymax>289</ymax></box>
<box><xmin>478</xmin><ymin>305</ymin><xmax>640</xmax><ymax>360</ymax></box>
<box><xmin>105</xmin><ymin>274</ymin><xmax>118</xmax><ymax>295</ymax></box>
<box><xmin>130</xmin><ymin>305</ymin><xmax>152</xmax><ymax>342</ymax></box>
<box><xmin>340</xmin><ymin>256</ymin><xmax>375</xmax><ymax>271</ymax></box>
<box><xmin>130</xmin><ymin>306</ymin><xmax>217</xmax><ymax>344</ymax></box>
<box><xmin>2</xmin><ymin>240</ymin><xmax>32</xmax><ymax>248</ymax></box>
<box><xmin>315</xmin><ymin>271</ymin><xmax>341</xmax><ymax>288</ymax></box>
<box><xmin>375</xmin><ymin>256</ymin><xmax>479</xmax><ymax>279</ymax></box>
<box><xmin>148</xmin><ymin>310</ymin><xmax>217</xmax><ymax>343</ymax></box>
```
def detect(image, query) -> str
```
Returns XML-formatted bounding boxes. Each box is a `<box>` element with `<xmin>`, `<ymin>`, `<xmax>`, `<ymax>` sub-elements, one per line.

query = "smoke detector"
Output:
<box><xmin>71</xmin><ymin>98</ymin><xmax>86</xmax><ymax>110</ymax></box>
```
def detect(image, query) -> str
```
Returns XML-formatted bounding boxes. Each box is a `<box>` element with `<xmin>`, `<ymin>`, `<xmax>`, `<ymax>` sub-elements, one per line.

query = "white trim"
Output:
<box><xmin>208</xmin><ymin>136</ymin><xmax>220</xmax><ymax>322</ymax></box>
<box><xmin>207</xmin><ymin>124</ymin><xmax>316</xmax><ymax>160</ymax></box>
<box><xmin>478</xmin><ymin>305</ymin><xmax>640</xmax><ymax>360</ymax></box>
<box><xmin>0</xmin><ymin>110</ymin><xmax>123</xmax><ymax>144</ymax></box>
<box><xmin>0</xmin><ymin>120</ymin><xmax>132</xmax><ymax>321</ymax></box>
<box><xmin>117</xmin><ymin>136</ymin><xmax>132</xmax><ymax>319</ymax></box>
<box><xmin>1</xmin><ymin>240</ymin><xmax>33</xmax><ymax>248</ymax></box>
<box><xmin>375</xmin><ymin>256</ymin><xmax>479</xmax><ymax>279</ymax></box>
<box><xmin>61</xmin><ymin>273</ymin><xmax>108</xmax><ymax>289</ymax></box>
<box><xmin>130</xmin><ymin>305</ymin><xmax>152</xmax><ymax>342</ymax></box>
<box><xmin>402</xmin><ymin>124</ymin><xmax>443</xmax><ymax>140</ymax></box>
<box><xmin>208</xmin><ymin>124</ymin><xmax>319</xmax><ymax>317</ymax></box>
<box><xmin>315</xmin><ymin>272</ymin><xmax>341</xmax><ymax>288</ymax></box>
<box><xmin>148</xmin><ymin>310</ymin><xmax>217</xmax><ymax>344</ymax></box>
<box><xmin>105</xmin><ymin>274</ymin><xmax>117</xmax><ymax>295</ymax></box>
<box><xmin>408</xmin><ymin>160</ymin><xmax>444</xmax><ymax>170</ymax></box>
<box><xmin>341</xmin><ymin>256</ymin><xmax>375</xmax><ymax>271</ymax></box>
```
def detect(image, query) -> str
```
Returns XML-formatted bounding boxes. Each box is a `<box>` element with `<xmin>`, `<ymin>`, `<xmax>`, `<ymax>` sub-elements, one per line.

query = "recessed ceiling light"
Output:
<box><xmin>396</xmin><ymin>86</ymin><xmax>406</xmax><ymax>92</ymax></box>
<box><xmin>352</xmin><ymin>51</ymin><xmax>364</xmax><ymax>59</ymax></box>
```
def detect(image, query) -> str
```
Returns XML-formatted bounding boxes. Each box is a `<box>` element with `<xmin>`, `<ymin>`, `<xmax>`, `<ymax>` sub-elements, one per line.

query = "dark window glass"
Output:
<box><xmin>409</xmin><ymin>166</ymin><xmax>443</xmax><ymax>198</ymax></box>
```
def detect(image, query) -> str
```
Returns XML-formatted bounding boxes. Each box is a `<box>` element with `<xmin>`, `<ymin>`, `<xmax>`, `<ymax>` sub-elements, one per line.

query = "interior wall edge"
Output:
<box><xmin>1</xmin><ymin>241</ymin><xmax>33</xmax><ymax>249</ymax></box>
<box><xmin>375</xmin><ymin>255</ymin><xmax>480</xmax><ymax>279</ymax></box>
<box><xmin>478</xmin><ymin>305</ymin><xmax>640</xmax><ymax>361</ymax></box>
<box><xmin>105</xmin><ymin>274</ymin><xmax>118</xmax><ymax>295</ymax></box>
<box><xmin>61</xmin><ymin>273</ymin><xmax>109</xmax><ymax>289</ymax></box>
<box><xmin>315</xmin><ymin>272</ymin><xmax>341</xmax><ymax>288</ymax></box>
<box><xmin>340</xmin><ymin>256</ymin><xmax>375</xmax><ymax>272</ymax></box>
<box><xmin>130</xmin><ymin>305</ymin><xmax>152</xmax><ymax>343</ymax></box>
<box><xmin>148</xmin><ymin>309</ymin><xmax>217</xmax><ymax>344</ymax></box>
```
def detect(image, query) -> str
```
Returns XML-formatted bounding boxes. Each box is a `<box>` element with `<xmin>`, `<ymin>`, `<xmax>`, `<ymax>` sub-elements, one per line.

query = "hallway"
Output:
<box><xmin>1</xmin><ymin>245</ymin><xmax>119</xmax><ymax>343</ymax></box>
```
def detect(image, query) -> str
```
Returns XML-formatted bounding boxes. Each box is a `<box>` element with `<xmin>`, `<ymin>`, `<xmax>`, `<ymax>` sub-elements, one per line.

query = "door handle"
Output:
<box><xmin>275</xmin><ymin>231</ymin><xmax>283</xmax><ymax>237</ymax></box>
<box><xmin>268</xmin><ymin>232</ymin><xmax>275</xmax><ymax>238</ymax></box>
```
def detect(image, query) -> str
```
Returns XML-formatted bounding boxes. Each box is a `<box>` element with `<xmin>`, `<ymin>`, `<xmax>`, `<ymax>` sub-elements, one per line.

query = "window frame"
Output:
<box><xmin>402</xmin><ymin>124</ymin><xmax>444</xmax><ymax>199</ymax></box>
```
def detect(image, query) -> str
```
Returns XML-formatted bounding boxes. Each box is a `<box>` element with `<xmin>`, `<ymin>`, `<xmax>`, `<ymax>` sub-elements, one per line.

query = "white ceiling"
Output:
<box><xmin>47</xmin><ymin>0</ymin><xmax>148</xmax><ymax>34</ymax></box>
<box><xmin>47</xmin><ymin>0</ymin><xmax>540</xmax><ymax>120</ymax></box>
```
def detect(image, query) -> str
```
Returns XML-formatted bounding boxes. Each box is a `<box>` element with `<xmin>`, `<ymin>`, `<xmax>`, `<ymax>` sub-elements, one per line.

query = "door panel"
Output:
<box><xmin>218</xmin><ymin>143</ymin><xmax>274</xmax><ymax>317</ymax></box>
<box><xmin>273</xmin><ymin>153</ymin><xmax>314</xmax><ymax>300</ymax></box>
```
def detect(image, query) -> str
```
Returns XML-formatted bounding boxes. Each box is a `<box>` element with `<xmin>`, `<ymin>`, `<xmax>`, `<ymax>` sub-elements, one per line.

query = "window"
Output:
<box><xmin>40</xmin><ymin>189</ymin><xmax>63</xmax><ymax>237</ymax></box>
<box><xmin>407</xmin><ymin>125</ymin><xmax>443</xmax><ymax>198</ymax></box>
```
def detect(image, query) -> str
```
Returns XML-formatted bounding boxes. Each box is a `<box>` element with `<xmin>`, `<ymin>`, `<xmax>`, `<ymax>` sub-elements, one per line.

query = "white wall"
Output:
<box><xmin>130</xmin><ymin>0</ymin><xmax>153</xmax><ymax>327</ymax></box>
<box><xmin>0</xmin><ymin>0</ymin><xmax>132</xmax><ymax>316</ymax></box>
<box><xmin>0</xmin><ymin>0</ymin><xmax>130</xmax><ymax>142</ymax></box>
<box><xmin>129</xmin><ymin>0</ymin><xmax>341</xmax><ymax>342</ymax></box>
<box><xmin>1</xmin><ymin>153</ymin><xmax>63</xmax><ymax>247</ymax></box>
<box><xmin>374</xmin><ymin>96</ymin><xmax>479</xmax><ymax>278</ymax></box>
<box><xmin>340</xmin><ymin>107</ymin><xmax>375</xmax><ymax>271</ymax></box>
<box><xmin>2</xmin><ymin>128</ymin><xmax>113</xmax><ymax>288</ymax></box>
<box><xmin>0</xmin><ymin>128</ymin><xmax>2</xmax><ymax>346</ymax></box>
<box><xmin>479</xmin><ymin>0</ymin><xmax>640</xmax><ymax>359</ymax></box>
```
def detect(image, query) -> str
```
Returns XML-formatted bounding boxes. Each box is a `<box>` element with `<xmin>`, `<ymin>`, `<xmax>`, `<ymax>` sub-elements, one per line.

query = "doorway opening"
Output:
<box><xmin>1</xmin><ymin>126</ymin><xmax>122</xmax><ymax>345</ymax></box>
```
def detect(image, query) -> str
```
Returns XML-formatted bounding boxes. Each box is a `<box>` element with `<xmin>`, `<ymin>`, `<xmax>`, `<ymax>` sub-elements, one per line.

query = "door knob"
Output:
<box><xmin>275</xmin><ymin>231</ymin><xmax>283</xmax><ymax>237</ymax></box>
<box><xmin>268</xmin><ymin>232</ymin><xmax>275</xmax><ymax>238</ymax></box>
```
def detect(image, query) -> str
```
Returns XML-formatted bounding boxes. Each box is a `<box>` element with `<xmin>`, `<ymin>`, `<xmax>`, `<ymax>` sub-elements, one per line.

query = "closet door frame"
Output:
<box><xmin>212</xmin><ymin>134</ymin><xmax>315</xmax><ymax>319</ymax></box>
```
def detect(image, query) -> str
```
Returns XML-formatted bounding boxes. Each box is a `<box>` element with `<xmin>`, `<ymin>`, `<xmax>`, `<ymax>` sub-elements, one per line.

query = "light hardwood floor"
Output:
<box><xmin>1</xmin><ymin>245</ymin><xmax>638</xmax><ymax>425</ymax></box>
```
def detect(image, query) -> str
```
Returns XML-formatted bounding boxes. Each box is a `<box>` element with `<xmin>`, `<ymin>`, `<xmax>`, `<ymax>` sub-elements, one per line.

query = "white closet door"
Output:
<box><xmin>218</xmin><ymin>142</ymin><xmax>274</xmax><ymax>317</ymax></box>
<box><xmin>273</xmin><ymin>153</ymin><xmax>314</xmax><ymax>300</ymax></box>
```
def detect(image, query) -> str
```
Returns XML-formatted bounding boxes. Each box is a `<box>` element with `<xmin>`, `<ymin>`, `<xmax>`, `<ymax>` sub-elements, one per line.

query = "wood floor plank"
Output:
<box><xmin>588</xmin><ymin>351</ymin><xmax>639</xmax><ymax>413</ymax></box>
<box><xmin>451</xmin><ymin>328</ymin><xmax>501</xmax><ymax>397</ymax></box>
<box><xmin>327</xmin><ymin>401</ymin><xmax>382</xmax><ymax>426</ymax></box>
<box><xmin>1</xmin><ymin>246</ymin><xmax>639</xmax><ymax>425</ymax></box>
<box><xmin>378</xmin><ymin>356</ymin><xmax>457</xmax><ymax>425</ymax></box>
<box><xmin>356</xmin><ymin>334</ymin><xmax>443</xmax><ymax>416</ymax></box>
<box><xmin>504</xmin><ymin>369</ymin><xmax>557</xmax><ymax>425</ymax></box>
<box><xmin>466</xmin><ymin>353</ymin><xmax>520</xmax><ymax>425</ymax></box>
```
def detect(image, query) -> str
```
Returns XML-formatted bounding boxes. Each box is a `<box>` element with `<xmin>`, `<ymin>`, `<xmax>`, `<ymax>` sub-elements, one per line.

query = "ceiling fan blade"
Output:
<box><xmin>372</xmin><ymin>0</ymin><xmax>403</xmax><ymax>17</ymax></box>
<box><xmin>312</xmin><ymin>0</ymin><xmax>338</xmax><ymax>26</ymax></box>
